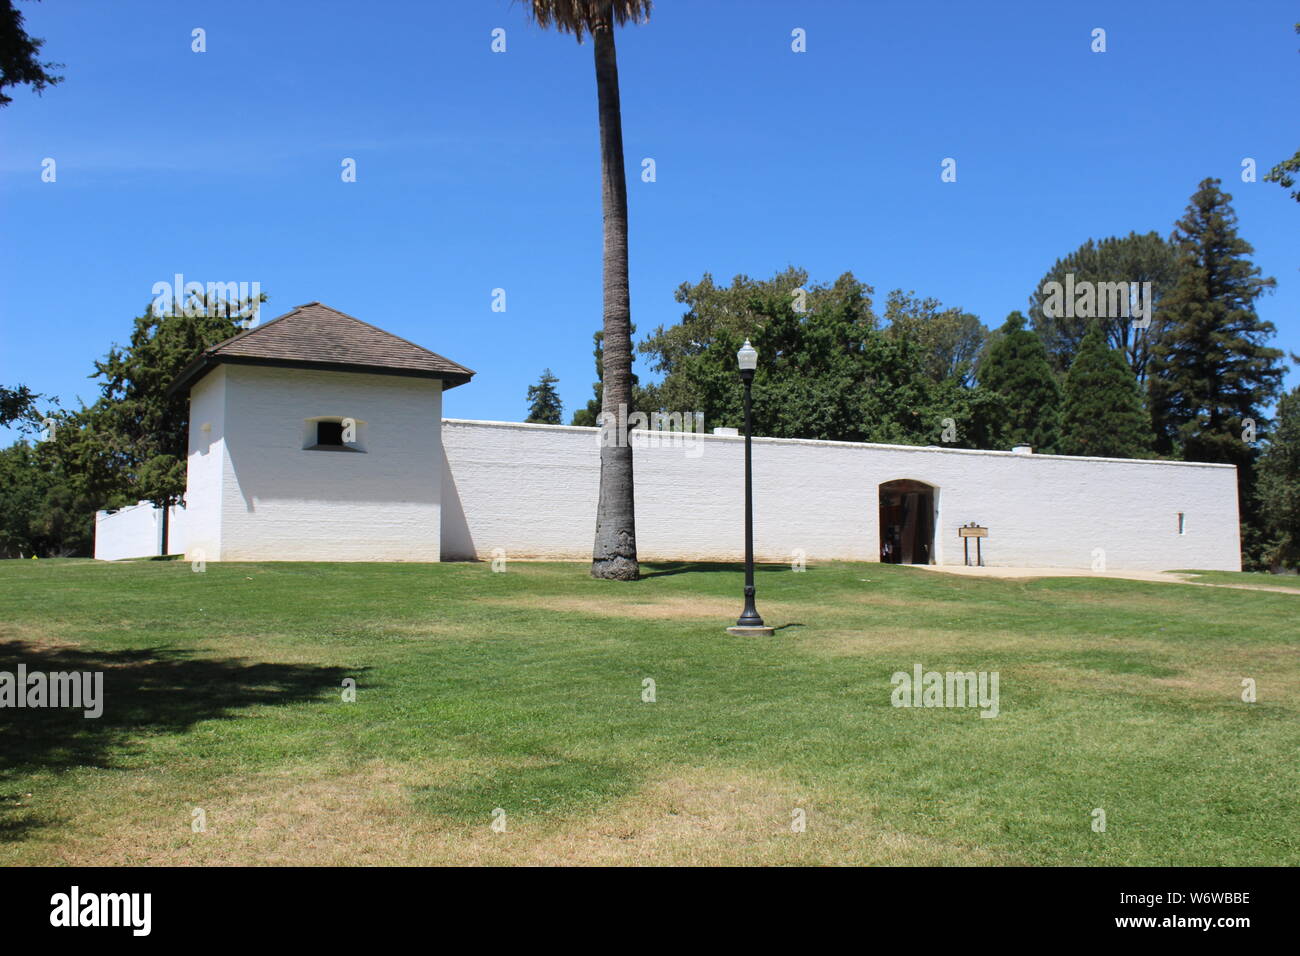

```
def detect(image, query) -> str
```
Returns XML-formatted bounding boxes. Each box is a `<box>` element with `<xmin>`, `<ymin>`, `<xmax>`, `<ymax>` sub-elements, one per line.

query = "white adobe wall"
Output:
<box><xmin>94</xmin><ymin>502</ymin><xmax>161</xmax><ymax>560</ymax></box>
<box><xmin>94</xmin><ymin>502</ymin><xmax>188</xmax><ymax>560</ymax></box>
<box><xmin>440</xmin><ymin>419</ymin><xmax>1241</xmax><ymax>572</ymax></box>
<box><xmin>210</xmin><ymin>365</ymin><xmax>442</xmax><ymax>561</ymax></box>
<box><xmin>183</xmin><ymin>365</ymin><xmax>226</xmax><ymax>563</ymax></box>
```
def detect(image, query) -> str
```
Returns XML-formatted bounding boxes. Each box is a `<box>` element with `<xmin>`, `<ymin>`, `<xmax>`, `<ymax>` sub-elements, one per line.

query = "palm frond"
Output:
<box><xmin>522</xmin><ymin>0</ymin><xmax>653</xmax><ymax>42</ymax></box>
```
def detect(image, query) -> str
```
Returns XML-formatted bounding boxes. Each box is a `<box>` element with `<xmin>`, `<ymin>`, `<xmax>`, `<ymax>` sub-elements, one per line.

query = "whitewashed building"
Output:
<box><xmin>94</xmin><ymin>303</ymin><xmax>1242</xmax><ymax>571</ymax></box>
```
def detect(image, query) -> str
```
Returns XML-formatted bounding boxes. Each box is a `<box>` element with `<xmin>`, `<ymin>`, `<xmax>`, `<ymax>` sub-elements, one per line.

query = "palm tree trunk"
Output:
<box><xmin>589</xmin><ymin>18</ymin><xmax>639</xmax><ymax>581</ymax></box>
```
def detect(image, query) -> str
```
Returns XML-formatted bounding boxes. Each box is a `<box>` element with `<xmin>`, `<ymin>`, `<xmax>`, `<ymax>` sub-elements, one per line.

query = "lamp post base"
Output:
<box><xmin>726</xmin><ymin>624</ymin><xmax>776</xmax><ymax>637</ymax></box>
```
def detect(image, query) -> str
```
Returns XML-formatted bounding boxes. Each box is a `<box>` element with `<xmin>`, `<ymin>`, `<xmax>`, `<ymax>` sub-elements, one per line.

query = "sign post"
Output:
<box><xmin>958</xmin><ymin>523</ymin><xmax>988</xmax><ymax>566</ymax></box>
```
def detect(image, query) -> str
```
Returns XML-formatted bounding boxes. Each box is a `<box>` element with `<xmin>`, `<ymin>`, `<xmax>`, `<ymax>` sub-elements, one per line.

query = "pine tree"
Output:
<box><xmin>77</xmin><ymin>291</ymin><xmax>260</xmax><ymax>552</ymax></box>
<box><xmin>1027</xmin><ymin>231</ymin><xmax>1181</xmax><ymax>382</ymax></box>
<box><xmin>1147</xmin><ymin>179</ymin><xmax>1284</xmax><ymax>566</ymax></box>
<box><xmin>525</xmin><ymin>369</ymin><xmax>564</xmax><ymax>425</ymax></box>
<box><xmin>0</xmin><ymin>384</ymin><xmax>40</xmax><ymax>426</ymax></box>
<box><xmin>1148</xmin><ymin>178</ymin><xmax>1283</xmax><ymax>463</ymax></box>
<box><xmin>1059</xmin><ymin>322</ymin><xmax>1152</xmax><ymax>458</ymax></box>
<box><xmin>977</xmin><ymin>312</ymin><xmax>1062</xmax><ymax>452</ymax></box>
<box><xmin>1255</xmin><ymin>383</ymin><xmax>1300</xmax><ymax>571</ymax></box>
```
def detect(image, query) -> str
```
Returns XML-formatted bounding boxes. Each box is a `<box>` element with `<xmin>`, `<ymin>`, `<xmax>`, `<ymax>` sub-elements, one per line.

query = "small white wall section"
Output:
<box><xmin>186</xmin><ymin>365</ymin><xmax>443</xmax><ymax>562</ymax></box>
<box><xmin>440</xmin><ymin>420</ymin><xmax>1241</xmax><ymax>571</ymax></box>
<box><xmin>94</xmin><ymin>502</ymin><xmax>188</xmax><ymax>560</ymax></box>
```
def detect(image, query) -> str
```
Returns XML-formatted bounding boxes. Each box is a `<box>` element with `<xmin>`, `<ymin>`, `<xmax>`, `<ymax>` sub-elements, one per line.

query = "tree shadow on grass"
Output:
<box><xmin>639</xmin><ymin>561</ymin><xmax>800</xmax><ymax>579</ymax></box>
<box><xmin>0</xmin><ymin>639</ymin><xmax>357</xmax><ymax>843</ymax></box>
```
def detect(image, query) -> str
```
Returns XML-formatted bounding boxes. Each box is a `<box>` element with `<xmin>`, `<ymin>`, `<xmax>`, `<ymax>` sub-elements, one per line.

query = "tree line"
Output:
<box><xmin>528</xmin><ymin>177</ymin><xmax>1299</xmax><ymax>571</ymax></box>
<box><xmin>3</xmin><ymin>176</ymin><xmax>1296</xmax><ymax>570</ymax></box>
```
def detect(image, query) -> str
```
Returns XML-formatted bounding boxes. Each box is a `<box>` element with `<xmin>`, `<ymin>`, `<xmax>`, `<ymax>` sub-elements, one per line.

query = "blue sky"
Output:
<box><xmin>2</xmin><ymin>0</ymin><xmax>1297</xmax><ymax>439</ymax></box>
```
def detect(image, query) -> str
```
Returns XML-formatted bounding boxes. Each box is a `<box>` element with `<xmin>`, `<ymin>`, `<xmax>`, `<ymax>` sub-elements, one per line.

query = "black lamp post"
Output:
<box><xmin>728</xmin><ymin>340</ymin><xmax>774</xmax><ymax>636</ymax></box>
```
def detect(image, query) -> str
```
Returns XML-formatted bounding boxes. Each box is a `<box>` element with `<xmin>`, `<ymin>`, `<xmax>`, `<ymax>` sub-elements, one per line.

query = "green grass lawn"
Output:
<box><xmin>1</xmin><ymin>558</ymin><xmax>1295</xmax><ymax>866</ymax></box>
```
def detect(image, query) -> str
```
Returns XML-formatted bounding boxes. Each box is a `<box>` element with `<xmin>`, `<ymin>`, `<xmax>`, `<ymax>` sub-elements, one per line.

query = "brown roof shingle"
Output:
<box><xmin>170</xmin><ymin>302</ymin><xmax>475</xmax><ymax>394</ymax></box>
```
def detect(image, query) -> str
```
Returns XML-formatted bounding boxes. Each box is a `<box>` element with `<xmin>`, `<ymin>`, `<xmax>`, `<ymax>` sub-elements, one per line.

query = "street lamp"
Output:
<box><xmin>727</xmin><ymin>340</ymin><xmax>775</xmax><ymax>636</ymax></box>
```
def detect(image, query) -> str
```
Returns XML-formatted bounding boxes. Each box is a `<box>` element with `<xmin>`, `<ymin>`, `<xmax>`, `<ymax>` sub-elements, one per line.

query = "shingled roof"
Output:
<box><xmin>169</xmin><ymin>302</ymin><xmax>475</xmax><ymax>395</ymax></box>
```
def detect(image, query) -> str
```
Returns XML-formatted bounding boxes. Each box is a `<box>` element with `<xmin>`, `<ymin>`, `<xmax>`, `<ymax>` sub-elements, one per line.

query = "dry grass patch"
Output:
<box><xmin>1189</xmin><ymin>581</ymin><xmax>1300</xmax><ymax>596</ymax></box>
<box><xmin>1019</xmin><ymin>657</ymin><xmax>1298</xmax><ymax>708</ymax></box>
<box><xmin>29</xmin><ymin>762</ymin><xmax>1015</xmax><ymax>866</ymax></box>
<box><xmin>0</xmin><ymin>621</ymin><xmax>79</xmax><ymax>649</ymax></box>
<box><xmin>438</xmin><ymin>767</ymin><xmax>1012</xmax><ymax>866</ymax></box>
<box><xmin>1151</xmin><ymin>666</ymin><xmax>1300</xmax><ymax>703</ymax></box>
<box><xmin>481</xmin><ymin>593</ymin><xmax>800</xmax><ymax>624</ymax></box>
<box><xmin>34</xmin><ymin>760</ymin><xmax>457</xmax><ymax>866</ymax></box>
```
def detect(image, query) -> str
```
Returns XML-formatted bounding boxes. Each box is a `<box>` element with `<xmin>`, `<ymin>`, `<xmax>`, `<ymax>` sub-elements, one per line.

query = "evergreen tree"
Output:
<box><xmin>0</xmin><ymin>384</ymin><xmax>38</xmax><ymax>425</ymax></box>
<box><xmin>88</xmin><ymin>293</ymin><xmax>259</xmax><ymax>510</ymax></box>
<box><xmin>0</xmin><ymin>441</ymin><xmax>66</xmax><ymax>556</ymax></box>
<box><xmin>525</xmin><ymin>369</ymin><xmax>564</xmax><ymax>424</ymax></box>
<box><xmin>570</xmin><ymin>329</ymin><xmax>655</xmax><ymax>426</ymax></box>
<box><xmin>1265</xmin><ymin>148</ymin><xmax>1300</xmax><ymax>203</ymax></box>
<box><xmin>1147</xmin><ymin>179</ymin><xmax>1283</xmax><ymax>465</ymax></box>
<box><xmin>1255</xmin><ymin>383</ymin><xmax>1300</xmax><ymax>571</ymax></box>
<box><xmin>0</xmin><ymin>413</ymin><xmax>99</xmax><ymax>558</ymax></box>
<box><xmin>1059</xmin><ymin>322</ymin><xmax>1152</xmax><ymax>458</ymax></box>
<box><xmin>1027</xmin><ymin>231</ymin><xmax>1182</xmax><ymax>382</ymax></box>
<box><xmin>35</xmin><ymin>291</ymin><xmax>264</xmax><ymax>553</ymax></box>
<box><xmin>883</xmin><ymin>289</ymin><xmax>987</xmax><ymax>386</ymax></box>
<box><xmin>0</xmin><ymin>0</ymin><xmax>64</xmax><ymax>107</ymax></box>
<box><xmin>977</xmin><ymin>312</ymin><xmax>1062</xmax><ymax>452</ymax></box>
<box><xmin>571</xmin><ymin>331</ymin><xmax>606</xmax><ymax>426</ymax></box>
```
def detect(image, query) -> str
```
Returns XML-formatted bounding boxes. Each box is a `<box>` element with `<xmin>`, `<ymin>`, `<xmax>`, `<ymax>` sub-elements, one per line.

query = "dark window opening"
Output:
<box><xmin>316</xmin><ymin>420</ymin><xmax>344</xmax><ymax>446</ymax></box>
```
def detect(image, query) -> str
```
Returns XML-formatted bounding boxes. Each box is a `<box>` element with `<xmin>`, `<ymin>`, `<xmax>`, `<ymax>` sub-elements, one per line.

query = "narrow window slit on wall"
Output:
<box><xmin>317</xmin><ymin>420</ymin><xmax>344</xmax><ymax>446</ymax></box>
<box><xmin>1177</xmin><ymin>512</ymin><xmax>1186</xmax><ymax>535</ymax></box>
<box><xmin>304</xmin><ymin>417</ymin><xmax>365</xmax><ymax>452</ymax></box>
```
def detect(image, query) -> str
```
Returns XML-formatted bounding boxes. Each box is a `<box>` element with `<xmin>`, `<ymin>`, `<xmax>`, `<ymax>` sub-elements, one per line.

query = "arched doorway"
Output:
<box><xmin>879</xmin><ymin>480</ymin><xmax>936</xmax><ymax>565</ymax></box>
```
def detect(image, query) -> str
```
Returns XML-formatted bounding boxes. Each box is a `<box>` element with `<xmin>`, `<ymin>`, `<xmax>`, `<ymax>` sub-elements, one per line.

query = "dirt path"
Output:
<box><xmin>914</xmin><ymin>565</ymin><xmax>1300</xmax><ymax>595</ymax></box>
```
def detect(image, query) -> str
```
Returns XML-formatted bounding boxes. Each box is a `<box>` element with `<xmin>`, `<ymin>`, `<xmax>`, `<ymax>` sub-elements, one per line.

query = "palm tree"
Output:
<box><xmin>525</xmin><ymin>1</ymin><xmax>651</xmax><ymax>581</ymax></box>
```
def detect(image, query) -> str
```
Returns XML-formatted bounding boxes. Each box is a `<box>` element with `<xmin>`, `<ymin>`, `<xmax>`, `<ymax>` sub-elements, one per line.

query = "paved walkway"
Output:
<box><xmin>915</xmin><ymin>564</ymin><xmax>1300</xmax><ymax>595</ymax></box>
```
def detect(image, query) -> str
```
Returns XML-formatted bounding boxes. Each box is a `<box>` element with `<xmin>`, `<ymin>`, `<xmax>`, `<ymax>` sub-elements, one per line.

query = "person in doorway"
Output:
<box><xmin>882</xmin><ymin>526</ymin><xmax>901</xmax><ymax>563</ymax></box>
